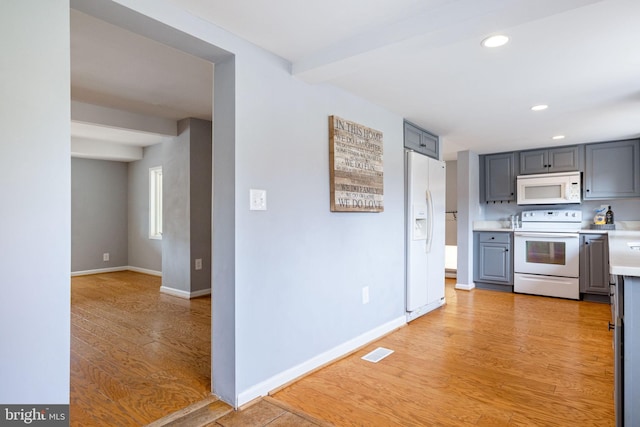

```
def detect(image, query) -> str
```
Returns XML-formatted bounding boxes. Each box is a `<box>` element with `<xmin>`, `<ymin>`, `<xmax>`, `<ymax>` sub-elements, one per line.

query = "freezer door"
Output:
<box><xmin>406</xmin><ymin>152</ymin><xmax>429</xmax><ymax>311</ymax></box>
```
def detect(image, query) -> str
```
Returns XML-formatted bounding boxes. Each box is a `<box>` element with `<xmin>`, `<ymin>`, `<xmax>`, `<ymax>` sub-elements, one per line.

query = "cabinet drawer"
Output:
<box><xmin>478</xmin><ymin>232</ymin><xmax>510</xmax><ymax>244</ymax></box>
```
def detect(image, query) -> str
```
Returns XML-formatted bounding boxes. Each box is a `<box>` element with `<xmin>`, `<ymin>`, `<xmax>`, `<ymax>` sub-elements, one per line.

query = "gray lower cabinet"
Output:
<box><xmin>615</xmin><ymin>275</ymin><xmax>640</xmax><ymax>426</ymax></box>
<box><xmin>519</xmin><ymin>146</ymin><xmax>580</xmax><ymax>175</ymax></box>
<box><xmin>474</xmin><ymin>231</ymin><xmax>513</xmax><ymax>291</ymax></box>
<box><xmin>404</xmin><ymin>121</ymin><xmax>439</xmax><ymax>159</ymax></box>
<box><xmin>579</xmin><ymin>234</ymin><xmax>609</xmax><ymax>297</ymax></box>
<box><xmin>482</xmin><ymin>152</ymin><xmax>517</xmax><ymax>203</ymax></box>
<box><xmin>584</xmin><ymin>139</ymin><xmax>640</xmax><ymax>199</ymax></box>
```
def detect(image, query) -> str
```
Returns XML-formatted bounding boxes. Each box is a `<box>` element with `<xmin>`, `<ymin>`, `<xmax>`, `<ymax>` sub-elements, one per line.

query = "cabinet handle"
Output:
<box><xmin>608</xmin><ymin>322</ymin><xmax>615</xmax><ymax>331</ymax></box>
<box><xmin>586</xmin><ymin>189</ymin><xmax>590</xmax><ymax>192</ymax></box>
<box><xmin>505</xmin><ymin>249</ymin><xmax>509</xmax><ymax>252</ymax></box>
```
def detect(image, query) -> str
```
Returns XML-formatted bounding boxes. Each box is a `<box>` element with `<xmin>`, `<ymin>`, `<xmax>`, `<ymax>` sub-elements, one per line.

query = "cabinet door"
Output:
<box><xmin>420</xmin><ymin>131</ymin><xmax>439</xmax><ymax>160</ymax></box>
<box><xmin>548</xmin><ymin>146</ymin><xmax>579</xmax><ymax>172</ymax></box>
<box><xmin>478</xmin><ymin>243</ymin><xmax>511</xmax><ymax>283</ymax></box>
<box><xmin>580</xmin><ymin>234</ymin><xmax>609</xmax><ymax>294</ymax></box>
<box><xmin>519</xmin><ymin>149</ymin><xmax>548</xmax><ymax>175</ymax></box>
<box><xmin>484</xmin><ymin>152</ymin><xmax>516</xmax><ymax>202</ymax></box>
<box><xmin>404</xmin><ymin>121</ymin><xmax>439</xmax><ymax>159</ymax></box>
<box><xmin>585</xmin><ymin>139</ymin><xmax>640</xmax><ymax>199</ymax></box>
<box><xmin>404</xmin><ymin>122</ymin><xmax>423</xmax><ymax>152</ymax></box>
<box><xmin>519</xmin><ymin>146</ymin><xmax>579</xmax><ymax>174</ymax></box>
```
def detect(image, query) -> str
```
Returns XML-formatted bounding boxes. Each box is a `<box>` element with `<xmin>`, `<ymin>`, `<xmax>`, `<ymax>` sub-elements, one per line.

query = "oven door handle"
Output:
<box><xmin>514</xmin><ymin>232</ymin><xmax>579</xmax><ymax>238</ymax></box>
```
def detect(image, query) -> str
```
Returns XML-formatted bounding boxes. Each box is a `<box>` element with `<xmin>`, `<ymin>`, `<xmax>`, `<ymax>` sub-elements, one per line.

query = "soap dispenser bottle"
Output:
<box><xmin>605</xmin><ymin>206</ymin><xmax>614</xmax><ymax>224</ymax></box>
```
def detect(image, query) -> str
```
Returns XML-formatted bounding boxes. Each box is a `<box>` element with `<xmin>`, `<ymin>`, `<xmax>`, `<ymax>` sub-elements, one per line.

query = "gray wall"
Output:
<box><xmin>0</xmin><ymin>0</ymin><xmax>70</xmax><ymax>403</ymax></box>
<box><xmin>162</xmin><ymin>118</ymin><xmax>212</xmax><ymax>294</ymax></box>
<box><xmin>162</xmin><ymin>122</ymin><xmax>190</xmax><ymax>291</ymax></box>
<box><xmin>456</xmin><ymin>151</ymin><xmax>481</xmax><ymax>288</ymax></box>
<box><xmin>212</xmin><ymin>58</ymin><xmax>236</xmax><ymax>403</ymax></box>
<box><xmin>232</xmin><ymin>59</ymin><xmax>405</xmax><ymax>396</ymax></box>
<box><xmin>189</xmin><ymin>118</ymin><xmax>213</xmax><ymax>293</ymax></box>
<box><xmin>71</xmin><ymin>158</ymin><xmax>128</xmax><ymax>271</ymax></box>
<box><xmin>128</xmin><ymin>143</ymin><xmax>163</xmax><ymax>272</ymax></box>
<box><xmin>445</xmin><ymin>160</ymin><xmax>458</xmax><ymax>246</ymax></box>
<box><xmin>445</xmin><ymin>160</ymin><xmax>458</xmax><ymax>213</ymax></box>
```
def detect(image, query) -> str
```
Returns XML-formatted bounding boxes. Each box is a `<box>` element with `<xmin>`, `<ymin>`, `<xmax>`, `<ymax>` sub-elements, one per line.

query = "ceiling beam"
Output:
<box><xmin>71</xmin><ymin>101</ymin><xmax>177</xmax><ymax>136</ymax></box>
<box><xmin>71</xmin><ymin>138</ymin><xmax>143</xmax><ymax>162</ymax></box>
<box><xmin>292</xmin><ymin>0</ymin><xmax>603</xmax><ymax>83</ymax></box>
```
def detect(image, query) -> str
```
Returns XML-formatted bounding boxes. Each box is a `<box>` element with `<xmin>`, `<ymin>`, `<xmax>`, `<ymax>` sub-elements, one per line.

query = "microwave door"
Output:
<box><xmin>518</xmin><ymin>181</ymin><xmax>564</xmax><ymax>205</ymax></box>
<box><xmin>517</xmin><ymin>173</ymin><xmax>581</xmax><ymax>205</ymax></box>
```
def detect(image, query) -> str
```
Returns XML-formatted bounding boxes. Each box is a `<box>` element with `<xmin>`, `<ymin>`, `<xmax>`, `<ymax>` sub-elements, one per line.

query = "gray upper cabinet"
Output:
<box><xmin>584</xmin><ymin>139</ymin><xmax>640</xmax><ymax>199</ymax></box>
<box><xmin>404</xmin><ymin>121</ymin><xmax>439</xmax><ymax>159</ymax></box>
<box><xmin>519</xmin><ymin>146</ymin><xmax>580</xmax><ymax>175</ymax></box>
<box><xmin>483</xmin><ymin>152</ymin><xmax>516</xmax><ymax>202</ymax></box>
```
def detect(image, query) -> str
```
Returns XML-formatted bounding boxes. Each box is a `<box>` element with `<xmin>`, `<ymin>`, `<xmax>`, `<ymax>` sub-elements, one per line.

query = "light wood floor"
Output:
<box><xmin>70</xmin><ymin>271</ymin><xmax>211</xmax><ymax>426</ymax></box>
<box><xmin>272</xmin><ymin>279</ymin><xmax>615</xmax><ymax>426</ymax></box>
<box><xmin>71</xmin><ymin>274</ymin><xmax>614</xmax><ymax>426</ymax></box>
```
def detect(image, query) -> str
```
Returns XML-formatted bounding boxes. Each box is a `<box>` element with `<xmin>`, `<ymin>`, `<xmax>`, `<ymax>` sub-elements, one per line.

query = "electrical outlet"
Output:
<box><xmin>249</xmin><ymin>189</ymin><xmax>267</xmax><ymax>211</ymax></box>
<box><xmin>362</xmin><ymin>286</ymin><xmax>370</xmax><ymax>305</ymax></box>
<box><xmin>195</xmin><ymin>258</ymin><xmax>202</xmax><ymax>270</ymax></box>
<box><xmin>103</xmin><ymin>253</ymin><xmax>110</xmax><ymax>262</ymax></box>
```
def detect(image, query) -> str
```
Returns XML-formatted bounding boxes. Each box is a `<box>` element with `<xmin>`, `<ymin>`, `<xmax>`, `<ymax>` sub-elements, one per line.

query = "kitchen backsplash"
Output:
<box><xmin>482</xmin><ymin>198</ymin><xmax>640</xmax><ymax>222</ymax></box>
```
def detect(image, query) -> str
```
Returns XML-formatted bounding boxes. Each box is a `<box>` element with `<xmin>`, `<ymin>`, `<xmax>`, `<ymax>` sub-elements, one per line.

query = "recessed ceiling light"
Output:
<box><xmin>552</xmin><ymin>135</ymin><xmax>565</xmax><ymax>140</ymax></box>
<box><xmin>481</xmin><ymin>34</ymin><xmax>509</xmax><ymax>48</ymax></box>
<box><xmin>531</xmin><ymin>104</ymin><xmax>549</xmax><ymax>111</ymax></box>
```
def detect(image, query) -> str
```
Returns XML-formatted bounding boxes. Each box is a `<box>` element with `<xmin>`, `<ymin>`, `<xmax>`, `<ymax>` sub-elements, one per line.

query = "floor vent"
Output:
<box><xmin>361</xmin><ymin>347</ymin><xmax>394</xmax><ymax>363</ymax></box>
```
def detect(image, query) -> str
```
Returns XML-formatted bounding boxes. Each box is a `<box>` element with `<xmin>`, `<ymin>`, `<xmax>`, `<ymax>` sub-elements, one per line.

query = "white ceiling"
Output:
<box><xmin>71</xmin><ymin>0</ymin><xmax>640</xmax><ymax>160</ymax></box>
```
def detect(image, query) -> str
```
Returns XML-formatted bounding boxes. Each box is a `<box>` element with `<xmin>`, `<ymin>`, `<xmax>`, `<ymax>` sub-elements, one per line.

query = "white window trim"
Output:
<box><xmin>149</xmin><ymin>166</ymin><xmax>162</xmax><ymax>240</ymax></box>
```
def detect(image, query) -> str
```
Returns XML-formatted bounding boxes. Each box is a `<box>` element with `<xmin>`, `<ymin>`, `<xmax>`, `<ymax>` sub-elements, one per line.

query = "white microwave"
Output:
<box><xmin>516</xmin><ymin>171</ymin><xmax>581</xmax><ymax>205</ymax></box>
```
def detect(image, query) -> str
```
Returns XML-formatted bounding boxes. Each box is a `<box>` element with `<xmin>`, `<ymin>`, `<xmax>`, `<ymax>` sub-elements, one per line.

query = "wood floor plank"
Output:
<box><xmin>70</xmin><ymin>271</ymin><xmax>212</xmax><ymax>426</ymax></box>
<box><xmin>273</xmin><ymin>280</ymin><xmax>615</xmax><ymax>426</ymax></box>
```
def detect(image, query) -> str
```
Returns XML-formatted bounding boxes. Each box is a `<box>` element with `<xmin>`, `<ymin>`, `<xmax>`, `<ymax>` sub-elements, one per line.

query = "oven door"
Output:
<box><xmin>514</xmin><ymin>232</ymin><xmax>580</xmax><ymax>277</ymax></box>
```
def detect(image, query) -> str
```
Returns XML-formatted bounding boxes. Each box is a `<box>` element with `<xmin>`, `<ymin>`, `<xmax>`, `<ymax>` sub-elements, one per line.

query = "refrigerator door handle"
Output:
<box><xmin>426</xmin><ymin>190</ymin><xmax>433</xmax><ymax>253</ymax></box>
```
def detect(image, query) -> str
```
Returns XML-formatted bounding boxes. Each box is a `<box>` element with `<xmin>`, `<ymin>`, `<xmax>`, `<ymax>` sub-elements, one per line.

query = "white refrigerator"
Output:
<box><xmin>406</xmin><ymin>151</ymin><xmax>446</xmax><ymax>321</ymax></box>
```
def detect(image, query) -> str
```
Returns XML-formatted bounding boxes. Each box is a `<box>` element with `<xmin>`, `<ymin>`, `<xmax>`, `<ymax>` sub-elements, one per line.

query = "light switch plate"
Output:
<box><xmin>250</xmin><ymin>189</ymin><xmax>267</xmax><ymax>211</ymax></box>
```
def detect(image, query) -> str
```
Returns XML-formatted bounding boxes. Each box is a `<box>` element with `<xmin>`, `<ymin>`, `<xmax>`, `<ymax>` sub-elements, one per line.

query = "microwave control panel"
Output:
<box><xmin>568</xmin><ymin>181</ymin><xmax>580</xmax><ymax>201</ymax></box>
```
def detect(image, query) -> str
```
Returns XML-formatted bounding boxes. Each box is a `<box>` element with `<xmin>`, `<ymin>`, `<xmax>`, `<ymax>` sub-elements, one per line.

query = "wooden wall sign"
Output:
<box><xmin>329</xmin><ymin>116</ymin><xmax>384</xmax><ymax>212</ymax></box>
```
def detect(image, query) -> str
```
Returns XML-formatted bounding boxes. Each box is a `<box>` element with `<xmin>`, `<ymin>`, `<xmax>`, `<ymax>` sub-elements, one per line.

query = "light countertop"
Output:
<box><xmin>473</xmin><ymin>221</ymin><xmax>511</xmax><ymax>232</ymax></box>
<box><xmin>608</xmin><ymin>231</ymin><xmax>640</xmax><ymax>277</ymax></box>
<box><xmin>471</xmin><ymin>221</ymin><xmax>640</xmax><ymax>277</ymax></box>
<box><xmin>473</xmin><ymin>220</ymin><xmax>640</xmax><ymax>233</ymax></box>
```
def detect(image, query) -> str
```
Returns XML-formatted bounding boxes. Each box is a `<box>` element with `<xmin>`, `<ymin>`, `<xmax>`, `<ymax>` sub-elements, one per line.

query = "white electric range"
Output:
<box><xmin>513</xmin><ymin>209</ymin><xmax>582</xmax><ymax>299</ymax></box>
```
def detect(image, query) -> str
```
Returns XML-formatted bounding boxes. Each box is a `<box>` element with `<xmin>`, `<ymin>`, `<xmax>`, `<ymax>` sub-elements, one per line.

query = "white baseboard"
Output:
<box><xmin>455</xmin><ymin>282</ymin><xmax>476</xmax><ymax>291</ymax></box>
<box><xmin>160</xmin><ymin>286</ymin><xmax>211</xmax><ymax>299</ymax></box>
<box><xmin>71</xmin><ymin>266</ymin><xmax>128</xmax><ymax>276</ymax></box>
<box><xmin>71</xmin><ymin>266</ymin><xmax>162</xmax><ymax>277</ymax></box>
<box><xmin>236</xmin><ymin>315</ymin><xmax>407</xmax><ymax>407</ymax></box>
<box><xmin>445</xmin><ymin>269</ymin><xmax>457</xmax><ymax>279</ymax></box>
<box><xmin>127</xmin><ymin>266</ymin><xmax>162</xmax><ymax>277</ymax></box>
